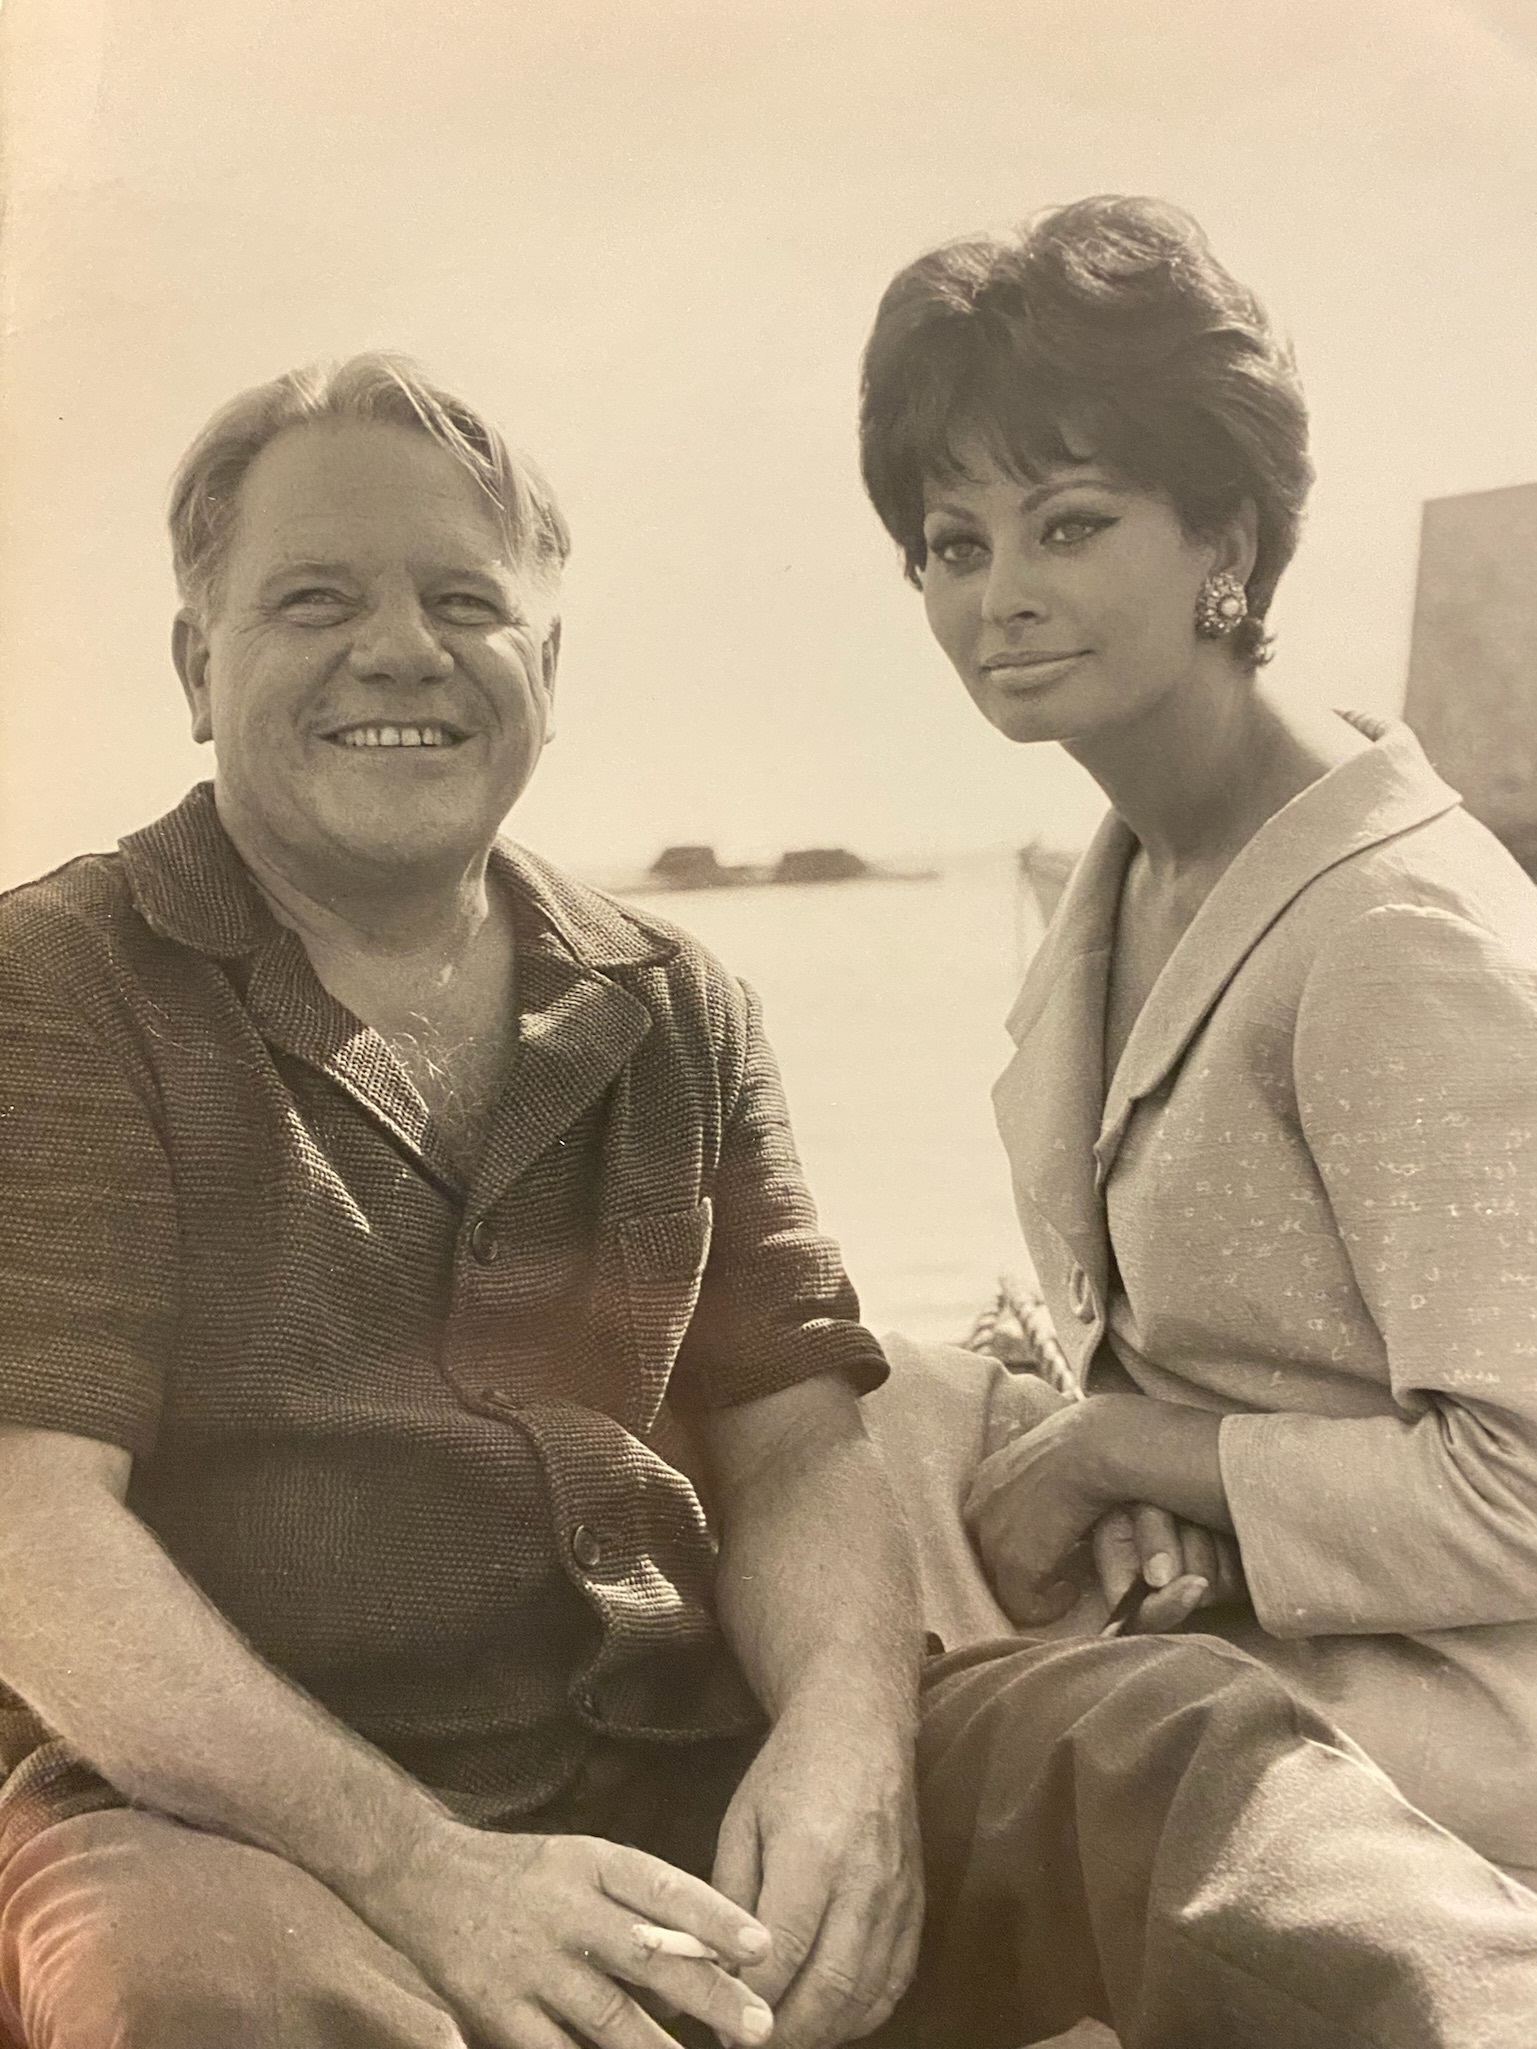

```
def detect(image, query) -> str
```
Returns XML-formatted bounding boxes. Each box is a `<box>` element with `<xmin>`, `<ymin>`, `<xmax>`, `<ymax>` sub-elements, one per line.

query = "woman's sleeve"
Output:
<box><xmin>1220</xmin><ymin>900</ymin><xmax>1537</xmax><ymax>1638</ymax></box>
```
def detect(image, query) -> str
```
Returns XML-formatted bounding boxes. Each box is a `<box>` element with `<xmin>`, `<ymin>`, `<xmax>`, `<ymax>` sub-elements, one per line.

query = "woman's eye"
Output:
<box><xmin>1043</xmin><ymin>513</ymin><xmax>1112</xmax><ymax>547</ymax></box>
<box><xmin>930</xmin><ymin>534</ymin><xmax>986</xmax><ymax>567</ymax></box>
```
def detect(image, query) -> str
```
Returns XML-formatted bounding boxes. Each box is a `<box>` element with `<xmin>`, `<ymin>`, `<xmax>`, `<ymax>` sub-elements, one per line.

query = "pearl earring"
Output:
<box><xmin>1194</xmin><ymin>571</ymin><xmax>1248</xmax><ymax>638</ymax></box>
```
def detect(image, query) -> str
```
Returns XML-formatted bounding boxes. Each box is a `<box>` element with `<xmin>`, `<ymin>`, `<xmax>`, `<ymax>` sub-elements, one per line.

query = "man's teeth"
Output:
<box><xmin>334</xmin><ymin>725</ymin><xmax>458</xmax><ymax>749</ymax></box>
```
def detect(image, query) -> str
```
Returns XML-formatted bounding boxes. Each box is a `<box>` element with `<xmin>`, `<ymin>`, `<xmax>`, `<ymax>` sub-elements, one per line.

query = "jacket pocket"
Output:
<box><xmin>615</xmin><ymin>1199</ymin><xmax>714</xmax><ymax>1426</ymax></box>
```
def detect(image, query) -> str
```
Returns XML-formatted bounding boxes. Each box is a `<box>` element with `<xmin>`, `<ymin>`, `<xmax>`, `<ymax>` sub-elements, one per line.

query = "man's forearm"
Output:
<box><xmin>0</xmin><ymin>1429</ymin><xmax>452</xmax><ymax>1914</ymax></box>
<box><xmin>707</xmin><ymin>1376</ymin><xmax>923</xmax><ymax>1729</ymax></box>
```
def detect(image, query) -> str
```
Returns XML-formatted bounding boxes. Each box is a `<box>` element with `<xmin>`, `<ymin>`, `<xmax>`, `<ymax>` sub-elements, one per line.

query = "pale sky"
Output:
<box><xmin>2</xmin><ymin>0</ymin><xmax>1536</xmax><ymax>887</ymax></box>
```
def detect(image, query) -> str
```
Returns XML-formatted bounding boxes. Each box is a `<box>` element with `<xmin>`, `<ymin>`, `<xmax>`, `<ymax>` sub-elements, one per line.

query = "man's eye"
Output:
<box><xmin>281</xmin><ymin>589</ymin><xmax>352</xmax><ymax>617</ymax></box>
<box><xmin>436</xmin><ymin>593</ymin><xmax>501</xmax><ymax>623</ymax></box>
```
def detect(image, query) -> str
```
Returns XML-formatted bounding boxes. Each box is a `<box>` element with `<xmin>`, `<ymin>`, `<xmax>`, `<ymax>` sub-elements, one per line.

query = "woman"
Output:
<box><xmin>859</xmin><ymin>196</ymin><xmax>1537</xmax><ymax>1881</ymax></box>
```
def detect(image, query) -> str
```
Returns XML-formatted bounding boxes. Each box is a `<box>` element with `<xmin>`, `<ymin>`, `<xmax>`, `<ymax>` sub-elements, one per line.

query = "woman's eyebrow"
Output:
<box><xmin>1019</xmin><ymin>471</ymin><xmax>1116</xmax><ymax>509</ymax></box>
<box><xmin>923</xmin><ymin>470</ymin><xmax>1117</xmax><ymax>521</ymax></box>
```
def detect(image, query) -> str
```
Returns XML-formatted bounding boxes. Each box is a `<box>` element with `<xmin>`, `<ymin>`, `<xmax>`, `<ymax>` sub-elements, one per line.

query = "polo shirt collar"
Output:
<box><xmin>118</xmin><ymin>781</ymin><xmax>676</xmax><ymax>973</ymax></box>
<box><xmin>118</xmin><ymin>784</ymin><xmax>673</xmax><ymax>1199</ymax></box>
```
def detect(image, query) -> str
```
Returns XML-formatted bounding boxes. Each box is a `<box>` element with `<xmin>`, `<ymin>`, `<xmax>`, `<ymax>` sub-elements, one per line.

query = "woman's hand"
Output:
<box><xmin>1092</xmin><ymin>1504</ymin><xmax>1247</xmax><ymax>1635</ymax></box>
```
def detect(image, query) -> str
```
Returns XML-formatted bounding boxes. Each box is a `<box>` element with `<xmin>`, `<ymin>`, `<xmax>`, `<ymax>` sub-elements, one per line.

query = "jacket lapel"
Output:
<box><xmin>239</xmin><ymin>931</ymin><xmax>462</xmax><ymax>1191</ymax></box>
<box><xmin>994</xmin><ymin>810</ymin><xmax>1132</xmax><ymax>1298</ymax></box>
<box><xmin>466</xmin><ymin>841</ymin><xmax>673</xmax><ymax>1211</ymax></box>
<box><xmin>1094</xmin><ymin>717</ymin><xmax>1463</xmax><ymax>1182</ymax></box>
<box><xmin>469</xmin><ymin>943</ymin><xmax>652</xmax><ymax>1212</ymax></box>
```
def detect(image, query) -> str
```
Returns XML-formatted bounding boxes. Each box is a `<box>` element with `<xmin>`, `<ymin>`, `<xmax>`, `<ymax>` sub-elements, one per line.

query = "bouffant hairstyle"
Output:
<box><xmin>168</xmin><ymin>353</ymin><xmax>571</xmax><ymax>622</ymax></box>
<box><xmin>858</xmin><ymin>196</ymin><xmax>1312</xmax><ymax>668</ymax></box>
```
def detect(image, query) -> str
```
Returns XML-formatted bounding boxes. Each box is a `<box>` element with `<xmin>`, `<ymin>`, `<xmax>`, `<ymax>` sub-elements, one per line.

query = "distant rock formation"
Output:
<box><xmin>646</xmin><ymin>845</ymin><xmax>741</xmax><ymax>888</ymax></box>
<box><xmin>619</xmin><ymin>843</ymin><xmax>935</xmax><ymax>894</ymax></box>
<box><xmin>771</xmin><ymin>848</ymin><xmax>870</xmax><ymax>884</ymax></box>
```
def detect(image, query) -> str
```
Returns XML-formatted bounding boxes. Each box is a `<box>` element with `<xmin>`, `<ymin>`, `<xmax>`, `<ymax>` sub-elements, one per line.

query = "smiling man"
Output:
<box><xmin>1</xmin><ymin>357</ymin><xmax>1535</xmax><ymax>2049</ymax></box>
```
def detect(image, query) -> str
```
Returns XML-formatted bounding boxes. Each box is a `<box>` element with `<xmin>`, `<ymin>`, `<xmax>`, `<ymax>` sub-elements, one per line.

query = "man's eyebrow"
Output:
<box><xmin>255</xmin><ymin>560</ymin><xmax>519</xmax><ymax>595</ymax></box>
<box><xmin>256</xmin><ymin>560</ymin><xmax>356</xmax><ymax>590</ymax></box>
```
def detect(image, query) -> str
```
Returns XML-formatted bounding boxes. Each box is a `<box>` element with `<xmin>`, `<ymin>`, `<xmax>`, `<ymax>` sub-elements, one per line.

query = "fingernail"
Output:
<box><xmin>740</xmin><ymin>2003</ymin><xmax>774</xmax><ymax>2043</ymax></box>
<box><xmin>736</xmin><ymin>1925</ymin><xmax>771</xmax><ymax>1960</ymax></box>
<box><xmin>1145</xmin><ymin>1552</ymin><xmax>1176</xmax><ymax>1589</ymax></box>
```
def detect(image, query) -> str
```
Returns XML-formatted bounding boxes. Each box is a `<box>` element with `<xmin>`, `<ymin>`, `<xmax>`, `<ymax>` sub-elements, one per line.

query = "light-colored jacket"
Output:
<box><xmin>993</xmin><ymin>715</ymin><xmax>1537</xmax><ymax>1874</ymax></box>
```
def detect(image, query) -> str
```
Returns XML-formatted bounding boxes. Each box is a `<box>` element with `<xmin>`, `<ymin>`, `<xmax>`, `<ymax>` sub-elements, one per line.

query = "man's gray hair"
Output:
<box><xmin>168</xmin><ymin>354</ymin><xmax>572</xmax><ymax>620</ymax></box>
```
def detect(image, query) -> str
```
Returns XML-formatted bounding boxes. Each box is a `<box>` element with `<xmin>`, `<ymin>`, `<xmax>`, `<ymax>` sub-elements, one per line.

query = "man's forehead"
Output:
<box><xmin>223</xmin><ymin>420</ymin><xmax>541</xmax><ymax>588</ymax></box>
<box><xmin>238</xmin><ymin>421</ymin><xmax>498</xmax><ymax>527</ymax></box>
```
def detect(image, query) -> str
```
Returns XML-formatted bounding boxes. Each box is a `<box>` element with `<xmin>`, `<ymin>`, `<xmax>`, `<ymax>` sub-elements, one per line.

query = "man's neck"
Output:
<box><xmin>216</xmin><ymin>800</ymin><xmax>498</xmax><ymax>971</ymax></box>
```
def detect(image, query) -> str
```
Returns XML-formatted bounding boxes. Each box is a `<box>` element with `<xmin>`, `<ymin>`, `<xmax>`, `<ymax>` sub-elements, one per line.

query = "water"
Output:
<box><xmin>622</xmin><ymin>848</ymin><xmax>1044</xmax><ymax>1343</ymax></box>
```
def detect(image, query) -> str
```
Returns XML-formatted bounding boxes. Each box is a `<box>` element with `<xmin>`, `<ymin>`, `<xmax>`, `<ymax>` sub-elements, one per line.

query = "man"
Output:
<box><xmin>0</xmin><ymin>356</ymin><xmax>1533</xmax><ymax>2049</ymax></box>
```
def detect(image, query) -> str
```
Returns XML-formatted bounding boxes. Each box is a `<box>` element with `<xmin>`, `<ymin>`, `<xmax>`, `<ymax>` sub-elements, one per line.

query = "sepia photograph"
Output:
<box><xmin>1</xmin><ymin>2</ymin><xmax>1536</xmax><ymax>2042</ymax></box>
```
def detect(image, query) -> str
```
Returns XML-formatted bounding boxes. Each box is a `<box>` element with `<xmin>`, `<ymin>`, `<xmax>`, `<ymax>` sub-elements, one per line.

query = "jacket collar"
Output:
<box><xmin>999</xmin><ymin>716</ymin><xmax>1462</xmax><ymax>1211</ymax></box>
<box><xmin>119</xmin><ymin>783</ymin><xmax>672</xmax><ymax>1196</ymax></box>
<box><xmin>1094</xmin><ymin>714</ymin><xmax>1459</xmax><ymax>1179</ymax></box>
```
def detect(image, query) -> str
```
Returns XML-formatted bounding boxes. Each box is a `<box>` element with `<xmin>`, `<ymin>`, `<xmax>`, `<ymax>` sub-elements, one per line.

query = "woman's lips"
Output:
<box><xmin>979</xmin><ymin>651</ymin><xmax>1087</xmax><ymax>687</ymax></box>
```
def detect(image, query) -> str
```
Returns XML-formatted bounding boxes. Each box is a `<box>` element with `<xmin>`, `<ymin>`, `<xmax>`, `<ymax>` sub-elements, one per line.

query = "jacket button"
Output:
<box><xmin>1068</xmin><ymin>1263</ymin><xmax>1096</xmax><ymax>1324</ymax></box>
<box><xmin>571</xmin><ymin>1524</ymin><xmax>604</xmax><ymax>1571</ymax></box>
<box><xmin>469</xmin><ymin>1218</ymin><xmax>500</xmax><ymax>1265</ymax></box>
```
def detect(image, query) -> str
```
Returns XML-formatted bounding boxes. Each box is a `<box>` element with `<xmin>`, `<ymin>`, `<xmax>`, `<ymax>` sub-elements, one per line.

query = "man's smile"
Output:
<box><xmin>319</xmin><ymin>721</ymin><xmax>470</xmax><ymax>749</ymax></box>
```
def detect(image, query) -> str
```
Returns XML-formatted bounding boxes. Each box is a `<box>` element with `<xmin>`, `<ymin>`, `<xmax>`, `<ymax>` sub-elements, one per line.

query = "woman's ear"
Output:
<box><xmin>172</xmin><ymin>612</ymin><xmax>215</xmax><ymax>745</ymax></box>
<box><xmin>1215</xmin><ymin>499</ymin><xmax>1260</xmax><ymax>587</ymax></box>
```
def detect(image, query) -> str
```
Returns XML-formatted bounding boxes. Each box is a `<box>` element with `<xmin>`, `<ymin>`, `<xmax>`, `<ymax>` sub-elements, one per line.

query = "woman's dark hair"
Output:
<box><xmin>858</xmin><ymin>196</ymin><xmax>1312</xmax><ymax>668</ymax></box>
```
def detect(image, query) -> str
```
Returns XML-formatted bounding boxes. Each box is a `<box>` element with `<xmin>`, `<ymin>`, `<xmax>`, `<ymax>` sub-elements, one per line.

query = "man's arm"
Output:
<box><xmin>0</xmin><ymin>1424</ymin><xmax>776</xmax><ymax>2049</ymax></box>
<box><xmin>705</xmin><ymin>1372</ymin><xmax>926</xmax><ymax>2049</ymax></box>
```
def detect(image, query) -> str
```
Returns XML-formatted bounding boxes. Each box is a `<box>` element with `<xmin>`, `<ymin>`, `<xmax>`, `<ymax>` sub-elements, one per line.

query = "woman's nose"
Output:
<box><xmin>980</xmin><ymin>545</ymin><xmax>1046</xmax><ymax>628</ymax></box>
<box><xmin>346</xmin><ymin>601</ymin><xmax>455</xmax><ymax>684</ymax></box>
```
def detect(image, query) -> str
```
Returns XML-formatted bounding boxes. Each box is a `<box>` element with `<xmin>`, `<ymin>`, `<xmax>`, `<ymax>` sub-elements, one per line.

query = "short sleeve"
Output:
<box><xmin>1221</xmin><ymin>903</ymin><xmax>1537</xmax><ymax>1636</ymax></box>
<box><xmin>671</xmin><ymin>982</ymin><xmax>888</xmax><ymax>1409</ymax></box>
<box><xmin>0</xmin><ymin>951</ymin><xmax>177</xmax><ymax>1457</ymax></box>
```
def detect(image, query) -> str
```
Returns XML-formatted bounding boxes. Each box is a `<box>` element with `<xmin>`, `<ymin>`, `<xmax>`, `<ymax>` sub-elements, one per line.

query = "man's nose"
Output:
<box><xmin>346</xmin><ymin>600</ymin><xmax>456</xmax><ymax>685</ymax></box>
<box><xmin>980</xmin><ymin>545</ymin><xmax>1047</xmax><ymax>628</ymax></box>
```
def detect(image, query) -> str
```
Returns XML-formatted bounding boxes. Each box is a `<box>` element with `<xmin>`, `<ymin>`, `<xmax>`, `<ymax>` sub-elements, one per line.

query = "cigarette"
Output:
<box><xmin>1099</xmin><ymin>1577</ymin><xmax>1152</xmax><ymax>1639</ymax></box>
<box><xmin>633</xmin><ymin>1923</ymin><xmax>720</xmax><ymax>1961</ymax></box>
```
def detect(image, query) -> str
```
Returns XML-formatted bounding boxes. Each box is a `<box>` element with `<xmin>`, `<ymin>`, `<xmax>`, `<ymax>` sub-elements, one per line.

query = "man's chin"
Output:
<box><xmin>290</xmin><ymin>792</ymin><xmax>501</xmax><ymax>887</ymax></box>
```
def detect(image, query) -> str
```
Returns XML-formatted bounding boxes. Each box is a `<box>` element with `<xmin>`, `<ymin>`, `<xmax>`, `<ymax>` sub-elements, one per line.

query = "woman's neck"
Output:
<box><xmin>1067</xmin><ymin>668</ymin><xmax>1367</xmax><ymax>880</ymax></box>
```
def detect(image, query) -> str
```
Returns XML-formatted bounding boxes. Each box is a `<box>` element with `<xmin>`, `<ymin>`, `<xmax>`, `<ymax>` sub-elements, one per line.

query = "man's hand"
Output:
<box><xmin>711</xmin><ymin>1697</ymin><xmax>924</xmax><ymax>2049</ymax></box>
<box><xmin>965</xmin><ymin>1393</ymin><xmax>1237</xmax><ymax>1631</ymax></box>
<box><xmin>363</xmin><ymin>1823</ymin><xmax>776</xmax><ymax>2049</ymax></box>
<box><xmin>963</xmin><ymin>1401</ymin><xmax>1104</xmax><ymax>1625</ymax></box>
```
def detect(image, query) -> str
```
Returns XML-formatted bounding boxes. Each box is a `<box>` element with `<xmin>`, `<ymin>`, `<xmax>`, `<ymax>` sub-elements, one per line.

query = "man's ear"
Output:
<box><xmin>172</xmin><ymin>612</ymin><xmax>214</xmax><ymax>744</ymax></box>
<box><xmin>540</xmin><ymin>616</ymin><xmax>561</xmax><ymax>740</ymax></box>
